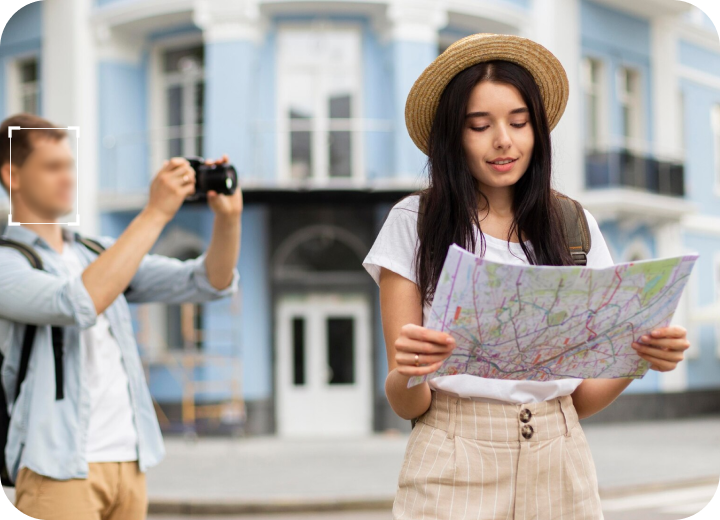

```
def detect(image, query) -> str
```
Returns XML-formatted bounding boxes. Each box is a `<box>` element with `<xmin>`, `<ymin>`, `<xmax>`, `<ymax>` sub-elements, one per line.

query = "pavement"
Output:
<box><xmin>4</xmin><ymin>416</ymin><xmax>720</xmax><ymax>517</ymax></box>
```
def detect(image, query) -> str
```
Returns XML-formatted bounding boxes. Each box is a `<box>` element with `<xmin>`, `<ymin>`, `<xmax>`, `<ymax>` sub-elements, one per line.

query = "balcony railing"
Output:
<box><xmin>585</xmin><ymin>147</ymin><xmax>685</xmax><ymax>197</ymax></box>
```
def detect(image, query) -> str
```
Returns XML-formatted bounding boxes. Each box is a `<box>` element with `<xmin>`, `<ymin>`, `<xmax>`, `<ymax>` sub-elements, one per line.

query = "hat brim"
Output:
<box><xmin>405</xmin><ymin>33</ymin><xmax>570</xmax><ymax>156</ymax></box>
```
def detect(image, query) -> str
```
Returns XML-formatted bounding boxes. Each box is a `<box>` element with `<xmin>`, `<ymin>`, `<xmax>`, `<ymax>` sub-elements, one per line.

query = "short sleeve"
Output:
<box><xmin>584</xmin><ymin>208</ymin><xmax>615</xmax><ymax>269</ymax></box>
<box><xmin>363</xmin><ymin>196</ymin><xmax>421</xmax><ymax>285</ymax></box>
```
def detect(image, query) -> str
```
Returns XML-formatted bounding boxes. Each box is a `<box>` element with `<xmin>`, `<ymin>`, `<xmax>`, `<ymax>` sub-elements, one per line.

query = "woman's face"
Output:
<box><xmin>461</xmin><ymin>80</ymin><xmax>534</xmax><ymax>192</ymax></box>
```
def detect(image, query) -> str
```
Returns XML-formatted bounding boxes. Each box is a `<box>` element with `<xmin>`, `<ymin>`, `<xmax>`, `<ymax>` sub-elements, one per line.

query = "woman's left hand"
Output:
<box><xmin>631</xmin><ymin>325</ymin><xmax>690</xmax><ymax>372</ymax></box>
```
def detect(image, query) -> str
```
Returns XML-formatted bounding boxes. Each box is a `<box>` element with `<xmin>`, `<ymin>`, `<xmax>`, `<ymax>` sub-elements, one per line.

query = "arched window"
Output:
<box><xmin>273</xmin><ymin>224</ymin><xmax>366</xmax><ymax>284</ymax></box>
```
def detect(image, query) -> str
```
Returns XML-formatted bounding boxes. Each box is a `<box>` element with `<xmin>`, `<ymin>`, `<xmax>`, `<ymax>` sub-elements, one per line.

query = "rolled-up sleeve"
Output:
<box><xmin>191</xmin><ymin>252</ymin><xmax>240</xmax><ymax>298</ymax></box>
<box><xmin>0</xmin><ymin>249</ymin><xmax>98</xmax><ymax>329</ymax></box>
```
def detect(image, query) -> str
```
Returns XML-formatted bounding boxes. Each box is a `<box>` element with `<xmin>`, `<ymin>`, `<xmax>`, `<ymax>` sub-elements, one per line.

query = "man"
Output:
<box><xmin>0</xmin><ymin>113</ymin><xmax>242</xmax><ymax>519</ymax></box>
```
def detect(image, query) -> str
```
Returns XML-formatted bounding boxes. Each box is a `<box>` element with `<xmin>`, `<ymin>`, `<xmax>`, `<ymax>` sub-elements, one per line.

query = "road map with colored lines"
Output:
<box><xmin>408</xmin><ymin>245</ymin><xmax>699</xmax><ymax>387</ymax></box>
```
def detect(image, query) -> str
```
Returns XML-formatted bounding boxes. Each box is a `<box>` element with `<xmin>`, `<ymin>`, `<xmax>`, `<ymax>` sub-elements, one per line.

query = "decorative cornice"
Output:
<box><xmin>193</xmin><ymin>0</ymin><xmax>264</xmax><ymax>43</ymax></box>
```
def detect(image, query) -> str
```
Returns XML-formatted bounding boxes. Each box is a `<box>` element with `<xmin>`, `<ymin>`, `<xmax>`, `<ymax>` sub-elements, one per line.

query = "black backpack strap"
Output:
<box><xmin>51</xmin><ymin>327</ymin><xmax>64</xmax><ymax>400</ymax></box>
<box><xmin>14</xmin><ymin>325</ymin><xmax>37</xmax><ymax>403</ymax></box>
<box><xmin>0</xmin><ymin>238</ymin><xmax>65</xmax><ymax>402</ymax></box>
<box><xmin>416</xmin><ymin>190</ymin><xmax>427</xmax><ymax>238</ymax></box>
<box><xmin>554</xmin><ymin>193</ymin><xmax>591</xmax><ymax>266</ymax></box>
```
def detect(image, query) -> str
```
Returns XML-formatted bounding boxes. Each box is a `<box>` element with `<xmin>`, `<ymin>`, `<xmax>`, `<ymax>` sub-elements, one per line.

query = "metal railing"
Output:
<box><xmin>584</xmin><ymin>146</ymin><xmax>685</xmax><ymax>197</ymax></box>
<box><xmin>99</xmin><ymin>119</ymin><xmax>395</xmax><ymax>195</ymax></box>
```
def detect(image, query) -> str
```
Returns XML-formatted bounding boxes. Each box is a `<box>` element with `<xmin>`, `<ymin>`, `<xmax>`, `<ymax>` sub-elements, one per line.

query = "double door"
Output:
<box><xmin>276</xmin><ymin>294</ymin><xmax>371</xmax><ymax>437</ymax></box>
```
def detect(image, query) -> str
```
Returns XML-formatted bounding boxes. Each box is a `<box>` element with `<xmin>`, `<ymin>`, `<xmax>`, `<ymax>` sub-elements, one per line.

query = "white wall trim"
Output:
<box><xmin>385</xmin><ymin>0</ymin><xmax>447</xmax><ymax>43</ymax></box>
<box><xmin>92</xmin><ymin>0</ymin><xmax>194</xmax><ymax>30</ymax></box>
<box><xmin>579</xmin><ymin>188</ymin><xmax>697</xmax><ymax>224</ymax></box>
<box><xmin>682</xmin><ymin>213</ymin><xmax>720</xmax><ymax>237</ymax></box>
<box><xmin>448</xmin><ymin>0</ymin><xmax>529</xmax><ymax>36</ymax></box>
<box><xmin>676</xmin><ymin>21</ymin><xmax>720</xmax><ymax>56</ymax></box>
<box><xmin>677</xmin><ymin>64</ymin><xmax>720</xmax><ymax>91</ymax></box>
<box><xmin>193</xmin><ymin>0</ymin><xmax>264</xmax><ymax>43</ymax></box>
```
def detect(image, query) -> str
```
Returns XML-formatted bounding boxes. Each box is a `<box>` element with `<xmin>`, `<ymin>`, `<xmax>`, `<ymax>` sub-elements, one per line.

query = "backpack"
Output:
<box><xmin>0</xmin><ymin>234</ymin><xmax>129</xmax><ymax>486</ymax></box>
<box><xmin>409</xmin><ymin>190</ymin><xmax>591</xmax><ymax>429</ymax></box>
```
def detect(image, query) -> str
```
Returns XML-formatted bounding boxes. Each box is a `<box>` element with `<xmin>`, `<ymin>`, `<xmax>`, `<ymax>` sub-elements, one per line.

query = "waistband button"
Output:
<box><xmin>521</xmin><ymin>424</ymin><xmax>534</xmax><ymax>440</ymax></box>
<box><xmin>519</xmin><ymin>408</ymin><xmax>532</xmax><ymax>423</ymax></box>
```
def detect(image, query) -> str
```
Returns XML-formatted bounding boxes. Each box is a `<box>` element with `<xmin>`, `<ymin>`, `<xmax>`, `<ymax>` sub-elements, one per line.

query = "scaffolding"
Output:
<box><xmin>134</xmin><ymin>295</ymin><xmax>245</xmax><ymax>436</ymax></box>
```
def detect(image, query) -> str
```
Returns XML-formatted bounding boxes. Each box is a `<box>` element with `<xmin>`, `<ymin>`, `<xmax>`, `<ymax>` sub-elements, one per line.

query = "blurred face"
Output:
<box><xmin>462</xmin><ymin>80</ymin><xmax>534</xmax><ymax>193</ymax></box>
<box><xmin>11</xmin><ymin>136</ymin><xmax>75</xmax><ymax>218</ymax></box>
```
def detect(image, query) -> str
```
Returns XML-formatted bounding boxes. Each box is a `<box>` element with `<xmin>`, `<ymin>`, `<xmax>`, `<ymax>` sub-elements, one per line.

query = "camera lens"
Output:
<box><xmin>184</xmin><ymin>157</ymin><xmax>237</xmax><ymax>200</ymax></box>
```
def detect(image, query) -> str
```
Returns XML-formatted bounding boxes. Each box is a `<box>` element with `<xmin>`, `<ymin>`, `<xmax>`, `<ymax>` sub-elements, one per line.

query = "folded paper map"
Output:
<box><xmin>407</xmin><ymin>245</ymin><xmax>699</xmax><ymax>387</ymax></box>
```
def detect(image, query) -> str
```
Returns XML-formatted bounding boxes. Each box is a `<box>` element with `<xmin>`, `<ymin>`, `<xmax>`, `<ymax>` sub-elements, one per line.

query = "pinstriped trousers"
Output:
<box><xmin>392</xmin><ymin>390</ymin><xmax>604</xmax><ymax>520</ymax></box>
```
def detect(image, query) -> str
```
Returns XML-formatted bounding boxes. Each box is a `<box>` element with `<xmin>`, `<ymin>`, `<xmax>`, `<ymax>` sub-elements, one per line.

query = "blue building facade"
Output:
<box><xmin>1</xmin><ymin>0</ymin><xmax>719</xmax><ymax>435</ymax></box>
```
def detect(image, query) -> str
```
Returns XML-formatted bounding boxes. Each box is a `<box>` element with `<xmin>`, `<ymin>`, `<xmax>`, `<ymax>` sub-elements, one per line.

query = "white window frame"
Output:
<box><xmin>149</xmin><ymin>33</ymin><xmax>205</xmax><ymax>175</ymax></box>
<box><xmin>677</xmin><ymin>88</ymin><xmax>686</xmax><ymax>162</ymax></box>
<box><xmin>5</xmin><ymin>53</ymin><xmax>40</xmax><ymax>115</ymax></box>
<box><xmin>712</xmin><ymin>104</ymin><xmax>720</xmax><ymax>197</ymax></box>
<box><xmin>616</xmin><ymin>65</ymin><xmax>645</xmax><ymax>154</ymax></box>
<box><xmin>275</xmin><ymin>22</ymin><xmax>365</xmax><ymax>186</ymax></box>
<box><xmin>581</xmin><ymin>55</ymin><xmax>609</xmax><ymax>152</ymax></box>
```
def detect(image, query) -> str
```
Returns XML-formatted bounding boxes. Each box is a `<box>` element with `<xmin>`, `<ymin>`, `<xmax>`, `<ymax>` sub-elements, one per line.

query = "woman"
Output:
<box><xmin>362</xmin><ymin>33</ymin><xmax>690</xmax><ymax>520</ymax></box>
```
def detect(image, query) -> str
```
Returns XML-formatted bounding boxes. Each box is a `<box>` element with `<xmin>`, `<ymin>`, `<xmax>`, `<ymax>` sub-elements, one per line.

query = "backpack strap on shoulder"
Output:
<box><xmin>416</xmin><ymin>190</ymin><xmax>428</xmax><ymax>238</ymax></box>
<box><xmin>554</xmin><ymin>193</ymin><xmax>591</xmax><ymax>266</ymax></box>
<box><xmin>0</xmin><ymin>238</ymin><xmax>44</xmax><ymax>270</ymax></box>
<box><xmin>0</xmin><ymin>238</ymin><xmax>65</xmax><ymax>402</ymax></box>
<box><xmin>76</xmin><ymin>236</ymin><xmax>106</xmax><ymax>256</ymax></box>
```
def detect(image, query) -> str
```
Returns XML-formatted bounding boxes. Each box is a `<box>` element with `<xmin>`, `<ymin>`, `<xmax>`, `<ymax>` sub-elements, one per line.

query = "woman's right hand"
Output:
<box><xmin>394</xmin><ymin>323</ymin><xmax>456</xmax><ymax>377</ymax></box>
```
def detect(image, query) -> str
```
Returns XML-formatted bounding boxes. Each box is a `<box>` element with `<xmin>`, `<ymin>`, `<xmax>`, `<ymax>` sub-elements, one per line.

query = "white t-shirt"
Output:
<box><xmin>60</xmin><ymin>242</ymin><xmax>139</xmax><ymax>462</ymax></box>
<box><xmin>363</xmin><ymin>194</ymin><xmax>615</xmax><ymax>404</ymax></box>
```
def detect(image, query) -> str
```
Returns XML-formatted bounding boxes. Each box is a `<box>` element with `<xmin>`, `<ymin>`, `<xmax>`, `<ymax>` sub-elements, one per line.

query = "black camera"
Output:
<box><xmin>184</xmin><ymin>157</ymin><xmax>238</xmax><ymax>201</ymax></box>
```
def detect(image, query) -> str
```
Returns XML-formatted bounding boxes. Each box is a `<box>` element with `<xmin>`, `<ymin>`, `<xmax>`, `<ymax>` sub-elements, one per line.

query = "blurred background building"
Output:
<box><xmin>0</xmin><ymin>0</ymin><xmax>718</xmax><ymax>437</ymax></box>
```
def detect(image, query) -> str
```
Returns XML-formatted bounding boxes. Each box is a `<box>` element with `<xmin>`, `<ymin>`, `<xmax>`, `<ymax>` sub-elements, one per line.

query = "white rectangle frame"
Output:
<box><xmin>7</xmin><ymin>126</ymin><xmax>80</xmax><ymax>226</ymax></box>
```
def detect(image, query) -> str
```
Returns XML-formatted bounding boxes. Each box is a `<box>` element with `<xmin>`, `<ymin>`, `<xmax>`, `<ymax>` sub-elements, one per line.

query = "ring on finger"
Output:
<box><xmin>415</xmin><ymin>354</ymin><xmax>420</xmax><ymax>367</ymax></box>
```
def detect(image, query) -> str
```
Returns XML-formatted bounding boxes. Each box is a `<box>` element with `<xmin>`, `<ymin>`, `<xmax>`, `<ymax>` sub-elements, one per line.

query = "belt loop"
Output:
<box><xmin>447</xmin><ymin>395</ymin><xmax>458</xmax><ymax>439</ymax></box>
<box><xmin>558</xmin><ymin>396</ymin><xmax>572</xmax><ymax>437</ymax></box>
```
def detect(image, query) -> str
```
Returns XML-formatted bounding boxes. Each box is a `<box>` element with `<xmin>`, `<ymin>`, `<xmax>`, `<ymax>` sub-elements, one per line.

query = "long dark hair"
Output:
<box><xmin>414</xmin><ymin>60</ymin><xmax>575</xmax><ymax>308</ymax></box>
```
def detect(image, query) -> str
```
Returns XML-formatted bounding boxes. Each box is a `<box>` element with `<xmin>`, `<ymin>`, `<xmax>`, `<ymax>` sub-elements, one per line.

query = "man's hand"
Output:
<box><xmin>632</xmin><ymin>325</ymin><xmax>690</xmax><ymax>372</ymax></box>
<box><xmin>146</xmin><ymin>158</ymin><xmax>196</xmax><ymax>223</ymax></box>
<box><xmin>205</xmin><ymin>154</ymin><xmax>243</xmax><ymax>218</ymax></box>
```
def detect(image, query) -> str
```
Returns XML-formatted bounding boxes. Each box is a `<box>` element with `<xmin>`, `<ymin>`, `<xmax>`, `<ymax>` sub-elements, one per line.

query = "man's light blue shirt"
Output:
<box><xmin>0</xmin><ymin>225</ymin><xmax>240</xmax><ymax>481</ymax></box>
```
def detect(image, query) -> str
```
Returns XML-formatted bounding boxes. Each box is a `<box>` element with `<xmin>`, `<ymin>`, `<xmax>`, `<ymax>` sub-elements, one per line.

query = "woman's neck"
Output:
<box><xmin>477</xmin><ymin>183</ymin><xmax>513</xmax><ymax>218</ymax></box>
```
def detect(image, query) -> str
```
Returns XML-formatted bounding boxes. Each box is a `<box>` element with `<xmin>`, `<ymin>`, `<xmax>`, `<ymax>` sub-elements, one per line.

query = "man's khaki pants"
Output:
<box><xmin>14</xmin><ymin>461</ymin><xmax>147</xmax><ymax>520</ymax></box>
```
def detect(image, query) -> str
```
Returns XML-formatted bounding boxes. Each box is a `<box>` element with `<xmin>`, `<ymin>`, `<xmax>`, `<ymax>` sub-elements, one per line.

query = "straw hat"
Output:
<box><xmin>405</xmin><ymin>33</ymin><xmax>570</xmax><ymax>155</ymax></box>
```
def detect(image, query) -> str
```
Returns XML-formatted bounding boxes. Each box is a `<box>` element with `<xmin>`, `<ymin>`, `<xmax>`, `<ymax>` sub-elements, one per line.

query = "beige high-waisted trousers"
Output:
<box><xmin>393</xmin><ymin>390</ymin><xmax>604</xmax><ymax>520</ymax></box>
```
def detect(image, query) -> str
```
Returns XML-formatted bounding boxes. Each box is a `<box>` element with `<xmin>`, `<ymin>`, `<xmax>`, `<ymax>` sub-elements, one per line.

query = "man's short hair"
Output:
<box><xmin>0</xmin><ymin>113</ymin><xmax>67</xmax><ymax>193</ymax></box>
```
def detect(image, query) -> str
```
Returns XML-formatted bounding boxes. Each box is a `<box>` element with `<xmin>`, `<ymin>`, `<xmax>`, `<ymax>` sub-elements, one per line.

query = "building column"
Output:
<box><xmin>652</xmin><ymin>16</ymin><xmax>688</xmax><ymax>392</ymax></box>
<box><xmin>194</xmin><ymin>0</ymin><xmax>262</xmax><ymax>175</ymax></box>
<box><xmin>530</xmin><ymin>0</ymin><xmax>583</xmax><ymax>197</ymax></box>
<box><xmin>42</xmin><ymin>0</ymin><xmax>98</xmax><ymax>234</ymax></box>
<box><xmin>651</xmin><ymin>14</ymin><xmax>683</xmax><ymax>162</ymax></box>
<box><xmin>386</xmin><ymin>0</ymin><xmax>447</xmax><ymax>183</ymax></box>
